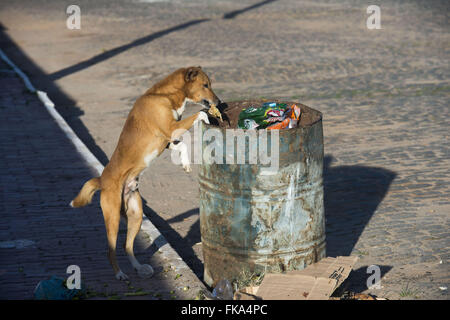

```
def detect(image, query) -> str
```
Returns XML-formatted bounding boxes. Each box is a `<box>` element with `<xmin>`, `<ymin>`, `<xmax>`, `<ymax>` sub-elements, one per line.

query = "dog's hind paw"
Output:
<box><xmin>136</xmin><ymin>264</ymin><xmax>154</xmax><ymax>278</ymax></box>
<box><xmin>115</xmin><ymin>270</ymin><xmax>129</xmax><ymax>281</ymax></box>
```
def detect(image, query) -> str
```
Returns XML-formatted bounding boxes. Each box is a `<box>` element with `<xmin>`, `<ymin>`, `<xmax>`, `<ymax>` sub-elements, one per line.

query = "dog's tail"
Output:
<box><xmin>70</xmin><ymin>177</ymin><xmax>101</xmax><ymax>208</ymax></box>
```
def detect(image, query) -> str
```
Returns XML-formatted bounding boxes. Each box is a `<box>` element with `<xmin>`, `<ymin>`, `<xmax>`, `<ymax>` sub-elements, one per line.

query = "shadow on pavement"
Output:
<box><xmin>223</xmin><ymin>0</ymin><xmax>277</xmax><ymax>19</ymax></box>
<box><xmin>0</xmin><ymin>23</ymin><xmax>110</xmax><ymax>166</ymax></box>
<box><xmin>324</xmin><ymin>155</ymin><xmax>397</xmax><ymax>257</ymax></box>
<box><xmin>49</xmin><ymin>19</ymin><xmax>210</xmax><ymax>81</ymax></box>
<box><xmin>142</xmin><ymin>201</ymin><xmax>204</xmax><ymax>278</ymax></box>
<box><xmin>341</xmin><ymin>265</ymin><xmax>393</xmax><ymax>294</ymax></box>
<box><xmin>48</xmin><ymin>0</ymin><xmax>279</xmax><ymax>80</ymax></box>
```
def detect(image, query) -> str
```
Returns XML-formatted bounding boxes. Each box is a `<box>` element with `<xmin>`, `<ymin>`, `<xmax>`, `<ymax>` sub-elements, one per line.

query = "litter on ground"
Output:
<box><xmin>232</xmin><ymin>256</ymin><xmax>382</xmax><ymax>300</ymax></box>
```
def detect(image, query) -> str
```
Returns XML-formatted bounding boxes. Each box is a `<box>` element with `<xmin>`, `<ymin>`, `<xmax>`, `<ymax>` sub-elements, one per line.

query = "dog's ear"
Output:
<box><xmin>185</xmin><ymin>67</ymin><xmax>199</xmax><ymax>82</ymax></box>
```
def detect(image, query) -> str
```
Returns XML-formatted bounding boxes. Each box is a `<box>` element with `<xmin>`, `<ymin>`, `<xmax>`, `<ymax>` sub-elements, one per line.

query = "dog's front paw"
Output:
<box><xmin>115</xmin><ymin>270</ymin><xmax>129</xmax><ymax>281</ymax></box>
<box><xmin>183</xmin><ymin>164</ymin><xmax>192</xmax><ymax>173</ymax></box>
<box><xmin>196</xmin><ymin>111</ymin><xmax>210</xmax><ymax>124</ymax></box>
<box><xmin>136</xmin><ymin>264</ymin><xmax>154</xmax><ymax>278</ymax></box>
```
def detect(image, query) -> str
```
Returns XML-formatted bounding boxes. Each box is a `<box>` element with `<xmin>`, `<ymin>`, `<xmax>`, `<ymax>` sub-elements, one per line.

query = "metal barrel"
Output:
<box><xmin>198</xmin><ymin>102</ymin><xmax>326</xmax><ymax>287</ymax></box>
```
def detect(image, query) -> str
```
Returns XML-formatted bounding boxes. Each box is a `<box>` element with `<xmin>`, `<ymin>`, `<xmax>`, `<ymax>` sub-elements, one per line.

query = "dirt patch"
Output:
<box><xmin>208</xmin><ymin>100</ymin><xmax>322</xmax><ymax>129</ymax></box>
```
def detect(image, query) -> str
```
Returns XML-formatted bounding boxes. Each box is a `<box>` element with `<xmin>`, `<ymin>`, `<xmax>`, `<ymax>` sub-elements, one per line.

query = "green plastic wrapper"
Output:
<box><xmin>238</xmin><ymin>103</ymin><xmax>287</xmax><ymax>129</ymax></box>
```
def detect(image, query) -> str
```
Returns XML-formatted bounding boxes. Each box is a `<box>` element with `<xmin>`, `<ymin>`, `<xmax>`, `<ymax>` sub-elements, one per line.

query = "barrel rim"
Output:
<box><xmin>204</xmin><ymin>100</ymin><xmax>323</xmax><ymax>133</ymax></box>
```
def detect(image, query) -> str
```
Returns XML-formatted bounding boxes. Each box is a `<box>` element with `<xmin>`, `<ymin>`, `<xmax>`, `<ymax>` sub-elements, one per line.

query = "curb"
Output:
<box><xmin>0</xmin><ymin>48</ymin><xmax>205</xmax><ymax>286</ymax></box>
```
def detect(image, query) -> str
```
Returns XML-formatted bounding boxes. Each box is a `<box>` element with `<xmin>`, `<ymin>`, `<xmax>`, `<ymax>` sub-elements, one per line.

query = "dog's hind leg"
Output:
<box><xmin>100</xmin><ymin>187</ymin><xmax>128</xmax><ymax>280</ymax></box>
<box><xmin>123</xmin><ymin>184</ymin><xmax>154</xmax><ymax>278</ymax></box>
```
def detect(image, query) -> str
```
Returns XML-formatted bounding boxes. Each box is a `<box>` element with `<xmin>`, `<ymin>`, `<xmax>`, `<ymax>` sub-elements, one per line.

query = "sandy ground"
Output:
<box><xmin>0</xmin><ymin>0</ymin><xmax>449</xmax><ymax>299</ymax></box>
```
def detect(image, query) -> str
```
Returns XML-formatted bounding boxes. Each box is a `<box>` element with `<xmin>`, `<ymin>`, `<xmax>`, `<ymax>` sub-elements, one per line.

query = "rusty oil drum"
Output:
<box><xmin>198</xmin><ymin>101</ymin><xmax>326</xmax><ymax>287</ymax></box>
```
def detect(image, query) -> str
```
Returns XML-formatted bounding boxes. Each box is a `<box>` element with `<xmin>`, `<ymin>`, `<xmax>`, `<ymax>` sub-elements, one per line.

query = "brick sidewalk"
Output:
<box><xmin>0</xmin><ymin>60</ymin><xmax>204</xmax><ymax>300</ymax></box>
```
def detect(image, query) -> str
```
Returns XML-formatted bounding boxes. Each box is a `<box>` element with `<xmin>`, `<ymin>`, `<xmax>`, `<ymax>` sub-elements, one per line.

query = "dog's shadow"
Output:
<box><xmin>141</xmin><ymin>155</ymin><xmax>396</xmax><ymax>280</ymax></box>
<box><xmin>141</xmin><ymin>202</ymin><xmax>204</xmax><ymax>277</ymax></box>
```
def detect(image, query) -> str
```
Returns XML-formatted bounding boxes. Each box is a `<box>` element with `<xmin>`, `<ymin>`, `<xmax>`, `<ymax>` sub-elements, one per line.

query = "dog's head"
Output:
<box><xmin>183</xmin><ymin>66</ymin><xmax>220</xmax><ymax>108</ymax></box>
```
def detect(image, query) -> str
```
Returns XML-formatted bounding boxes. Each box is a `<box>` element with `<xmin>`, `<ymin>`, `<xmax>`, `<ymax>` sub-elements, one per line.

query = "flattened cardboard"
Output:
<box><xmin>289</xmin><ymin>256</ymin><xmax>358</xmax><ymax>289</ymax></box>
<box><xmin>233</xmin><ymin>291</ymin><xmax>260</xmax><ymax>300</ymax></box>
<box><xmin>233</xmin><ymin>286</ymin><xmax>261</xmax><ymax>300</ymax></box>
<box><xmin>252</xmin><ymin>256</ymin><xmax>358</xmax><ymax>300</ymax></box>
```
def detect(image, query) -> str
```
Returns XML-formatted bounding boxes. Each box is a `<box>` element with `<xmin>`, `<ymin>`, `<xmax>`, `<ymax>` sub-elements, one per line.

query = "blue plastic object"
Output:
<box><xmin>34</xmin><ymin>276</ymin><xmax>84</xmax><ymax>300</ymax></box>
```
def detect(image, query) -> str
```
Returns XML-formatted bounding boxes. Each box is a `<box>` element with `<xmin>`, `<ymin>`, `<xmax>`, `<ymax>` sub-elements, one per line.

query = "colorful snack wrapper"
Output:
<box><xmin>238</xmin><ymin>102</ymin><xmax>301</xmax><ymax>130</ymax></box>
<box><xmin>238</xmin><ymin>103</ymin><xmax>287</xmax><ymax>129</ymax></box>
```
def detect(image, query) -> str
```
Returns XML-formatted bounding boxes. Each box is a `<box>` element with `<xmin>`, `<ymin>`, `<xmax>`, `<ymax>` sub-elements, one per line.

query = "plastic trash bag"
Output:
<box><xmin>34</xmin><ymin>276</ymin><xmax>84</xmax><ymax>300</ymax></box>
<box><xmin>212</xmin><ymin>279</ymin><xmax>234</xmax><ymax>300</ymax></box>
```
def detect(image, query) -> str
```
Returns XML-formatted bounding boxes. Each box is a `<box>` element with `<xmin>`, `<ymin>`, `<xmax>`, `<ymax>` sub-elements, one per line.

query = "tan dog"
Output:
<box><xmin>70</xmin><ymin>66</ymin><xmax>220</xmax><ymax>280</ymax></box>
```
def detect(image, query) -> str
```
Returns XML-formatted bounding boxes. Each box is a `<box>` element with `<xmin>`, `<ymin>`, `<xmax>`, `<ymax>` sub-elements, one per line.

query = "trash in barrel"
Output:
<box><xmin>198</xmin><ymin>100</ymin><xmax>326</xmax><ymax>287</ymax></box>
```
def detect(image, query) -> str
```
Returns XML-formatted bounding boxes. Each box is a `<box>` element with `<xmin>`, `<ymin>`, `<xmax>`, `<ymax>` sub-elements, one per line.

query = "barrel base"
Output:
<box><xmin>203</xmin><ymin>239</ymin><xmax>326</xmax><ymax>287</ymax></box>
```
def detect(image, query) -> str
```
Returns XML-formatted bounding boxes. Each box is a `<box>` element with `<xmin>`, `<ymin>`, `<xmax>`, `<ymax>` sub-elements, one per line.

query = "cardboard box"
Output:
<box><xmin>234</xmin><ymin>256</ymin><xmax>358</xmax><ymax>300</ymax></box>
